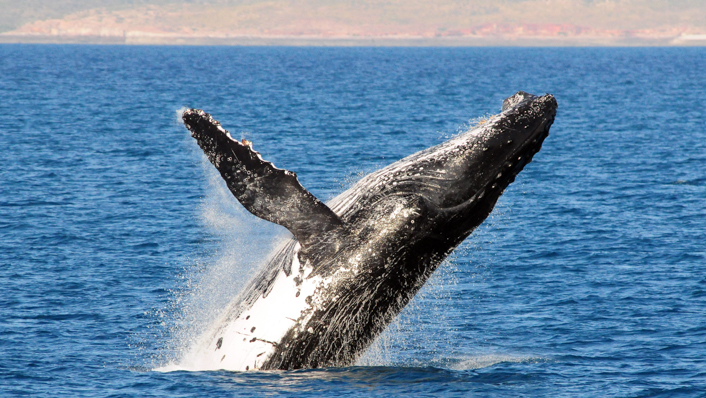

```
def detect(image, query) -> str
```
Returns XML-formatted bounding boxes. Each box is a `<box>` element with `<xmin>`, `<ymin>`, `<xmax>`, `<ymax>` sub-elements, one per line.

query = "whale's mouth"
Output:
<box><xmin>442</xmin><ymin>93</ymin><xmax>556</xmax><ymax>216</ymax></box>
<box><xmin>489</xmin><ymin>98</ymin><xmax>554</xmax><ymax>190</ymax></box>
<box><xmin>512</xmin><ymin>102</ymin><xmax>555</xmax><ymax>170</ymax></box>
<box><xmin>492</xmin><ymin>93</ymin><xmax>556</xmax><ymax>180</ymax></box>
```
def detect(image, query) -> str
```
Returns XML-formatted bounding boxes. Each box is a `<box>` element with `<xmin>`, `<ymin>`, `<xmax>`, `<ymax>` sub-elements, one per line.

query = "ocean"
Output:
<box><xmin>0</xmin><ymin>45</ymin><xmax>704</xmax><ymax>397</ymax></box>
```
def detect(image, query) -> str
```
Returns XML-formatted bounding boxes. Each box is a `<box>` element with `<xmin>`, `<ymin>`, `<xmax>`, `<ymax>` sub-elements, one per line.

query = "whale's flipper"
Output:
<box><xmin>183</xmin><ymin>109</ymin><xmax>343</xmax><ymax>248</ymax></box>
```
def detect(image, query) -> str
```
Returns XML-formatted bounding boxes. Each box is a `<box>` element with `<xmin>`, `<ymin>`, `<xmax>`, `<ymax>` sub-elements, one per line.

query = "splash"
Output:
<box><xmin>175</xmin><ymin>107</ymin><xmax>189</xmax><ymax>126</ymax></box>
<box><xmin>156</xmin><ymin>141</ymin><xmax>287</xmax><ymax>371</ymax></box>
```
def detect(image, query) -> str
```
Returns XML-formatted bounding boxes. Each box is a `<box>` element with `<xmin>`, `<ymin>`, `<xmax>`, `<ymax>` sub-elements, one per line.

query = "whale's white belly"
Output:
<box><xmin>160</xmin><ymin>244</ymin><xmax>328</xmax><ymax>372</ymax></box>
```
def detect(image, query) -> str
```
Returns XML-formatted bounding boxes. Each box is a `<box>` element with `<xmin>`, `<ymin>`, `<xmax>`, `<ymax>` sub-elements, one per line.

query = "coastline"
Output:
<box><xmin>2</xmin><ymin>34</ymin><xmax>706</xmax><ymax>47</ymax></box>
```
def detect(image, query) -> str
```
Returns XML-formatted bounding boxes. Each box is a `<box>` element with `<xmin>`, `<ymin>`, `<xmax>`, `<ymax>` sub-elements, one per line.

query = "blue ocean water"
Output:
<box><xmin>0</xmin><ymin>45</ymin><xmax>704</xmax><ymax>397</ymax></box>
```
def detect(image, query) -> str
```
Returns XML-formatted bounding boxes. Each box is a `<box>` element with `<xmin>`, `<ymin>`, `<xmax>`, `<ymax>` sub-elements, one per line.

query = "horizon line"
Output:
<box><xmin>2</xmin><ymin>34</ymin><xmax>706</xmax><ymax>47</ymax></box>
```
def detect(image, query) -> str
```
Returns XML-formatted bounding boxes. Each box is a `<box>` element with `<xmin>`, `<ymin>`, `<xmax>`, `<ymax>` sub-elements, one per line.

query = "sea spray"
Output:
<box><xmin>158</xmin><ymin>143</ymin><xmax>287</xmax><ymax>369</ymax></box>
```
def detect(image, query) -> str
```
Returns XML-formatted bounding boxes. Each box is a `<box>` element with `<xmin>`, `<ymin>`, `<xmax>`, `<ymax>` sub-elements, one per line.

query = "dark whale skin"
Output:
<box><xmin>182</xmin><ymin>91</ymin><xmax>557</xmax><ymax>370</ymax></box>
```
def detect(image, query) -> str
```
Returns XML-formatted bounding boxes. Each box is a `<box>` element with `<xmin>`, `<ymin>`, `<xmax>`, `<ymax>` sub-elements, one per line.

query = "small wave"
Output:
<box><xmin>154</xmin><ymin>355</ymin><xmax>544</xmax><ymax>374</ymax></box>
<box><xmin>153</xmin><ymin>363</ymin><xmax>188</xmax><ymax>373</ymax></box>
<box><xmin>671</xmin><ymin>178</ymin><xmax>705</xmax><ymax>186</ymax></box>
<box><xmin>450</xmin><ymin>354</ymin><xmax>546</xmax><ymax>370</ymax></box>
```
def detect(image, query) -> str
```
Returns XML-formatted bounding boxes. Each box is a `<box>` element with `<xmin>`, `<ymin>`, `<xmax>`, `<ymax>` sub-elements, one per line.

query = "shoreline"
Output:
<box><xmin>2</xmin><ymin>34</ymin><xmax>706</xmax><ymax>47</ymax></box>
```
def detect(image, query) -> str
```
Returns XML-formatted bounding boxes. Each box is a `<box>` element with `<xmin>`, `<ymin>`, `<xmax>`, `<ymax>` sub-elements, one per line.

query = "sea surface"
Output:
<box><xmin>1</xmin><ymin>45</ymin><xmax>705</xmax><ymax>397</ymax></box>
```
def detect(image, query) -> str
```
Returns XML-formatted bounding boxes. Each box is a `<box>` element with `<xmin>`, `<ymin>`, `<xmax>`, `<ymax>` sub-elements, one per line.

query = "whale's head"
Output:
<box><xmin>437</xmin><ymin>91</ymin><xmax>557</xmax><ymax>203</ymax></box>
<box><xmin>330</xmin><ymin>91</ymin><xmax>557</xmax><ymax>245</ymax></box>
<box><xmin>422</xmin><ymin>91</ymin><xmax>557</xmax><ymax>239</ymax></box>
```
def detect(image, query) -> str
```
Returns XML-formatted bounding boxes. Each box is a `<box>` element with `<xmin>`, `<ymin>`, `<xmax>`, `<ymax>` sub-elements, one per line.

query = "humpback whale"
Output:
<box><xmin>178</xmin><ymin>91</ymin><xmax>557</xmax><ymax>371</ymax></box>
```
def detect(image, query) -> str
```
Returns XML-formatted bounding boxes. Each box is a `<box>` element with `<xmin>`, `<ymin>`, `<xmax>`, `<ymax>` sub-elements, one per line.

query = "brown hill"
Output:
<box><xmin>1</xmin><ymin>0</ymin><xmax>705</xmax><ymax>45</ymax></box>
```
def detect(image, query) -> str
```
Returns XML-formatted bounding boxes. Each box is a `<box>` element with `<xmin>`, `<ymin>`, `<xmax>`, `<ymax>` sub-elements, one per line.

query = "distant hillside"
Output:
<box><xmin>0</xmin><ymin>0</ymin><xmax>181</xmax><ymax>32</ymax></box>
<box><xmin>1</xmin><ymin>0</ymin><xmax>705</xmax><ymax>45</ymax></box>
